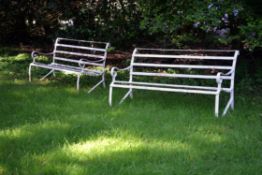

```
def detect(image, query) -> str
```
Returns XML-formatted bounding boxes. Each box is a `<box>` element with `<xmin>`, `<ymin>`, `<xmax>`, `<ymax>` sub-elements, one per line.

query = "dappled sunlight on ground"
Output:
<box><xmin>25</xmin><ymin>134</ymin><xmax>193</xmax><ymax>174</ymax></box>
<box><xmin>0</xmin><ymin>164</ymin><xmax>7</xmax><ymax>175</ymax></box>
<box><xmin>0</xmin><ymin>120</ymin><xmax>71</xmax><ymax>140</ymax></box>
<box><xmin>64</xmin><ymin>136</ymin><xmax>191</xmax><ymax>160</ymax></box>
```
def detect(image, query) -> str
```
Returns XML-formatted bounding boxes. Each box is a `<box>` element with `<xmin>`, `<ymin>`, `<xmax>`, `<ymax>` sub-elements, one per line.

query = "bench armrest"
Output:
<box><xmin>216</xmin><ymin>69</ymin><xmax>235</xmax><ymax>82</ymax></box>
<box><xmin>216</xmin><ymin>69</ymin><xmax>234</xmax><ymax>85</ymax></box>
<box><xmin>110</xmin><ymin>66</ymin><xmax>131</xmax><ymax>81</ymax></box>
<box><xmin>216</xmin><ymin>72</ymin><xmax>224</xmax><ymax>93</ymax></box>
<box><xmin>216</xmin><ymin>69</ymin><xmax>236</xmax><ymax>92</ymax></box>
<box><xmin>31</xmin><ymin>51</ymin><xmax>53</xmax><ymax>63</ymax></box>
<box><xmin>221</xmin><ymin>69</ymin><xmax>234</xmax><ymax>76</ymax></box>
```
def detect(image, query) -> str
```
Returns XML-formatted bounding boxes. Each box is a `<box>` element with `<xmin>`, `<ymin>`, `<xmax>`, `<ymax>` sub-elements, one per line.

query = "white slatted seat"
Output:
<box><xmin>109</xmin><ymin>48</ymin><xmax>239</xmax><ymax>117</ymax></box>
<box><xmin>29</xmin><ymin>38</ymin><xmax>110</xmax><ymax>92</ymax></box>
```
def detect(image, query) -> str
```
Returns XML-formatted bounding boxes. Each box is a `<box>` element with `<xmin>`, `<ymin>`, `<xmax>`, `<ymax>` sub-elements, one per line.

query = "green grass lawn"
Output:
<box><xmin>0</xmin><ymin>50</ymin><xmax>262</xmax><ymax>175</ymax></box>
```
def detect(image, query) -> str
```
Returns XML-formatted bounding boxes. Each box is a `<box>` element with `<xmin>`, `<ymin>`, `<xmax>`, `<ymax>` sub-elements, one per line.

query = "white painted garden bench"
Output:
<box><xmin>29</xmin><ymin>38</ymin><xmax>110</xmax><ymax>92</ymax></box>
<box><xmin>109</xmin><ymin>48</ymin><xmax>239</xmax><ymax>117</ymax></box>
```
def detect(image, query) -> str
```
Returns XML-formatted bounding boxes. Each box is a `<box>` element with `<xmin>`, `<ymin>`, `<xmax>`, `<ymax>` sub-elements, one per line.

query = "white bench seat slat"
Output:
<box><xmin>131</xmin><ymin>72</ymin><xmax>232</xmax><ymax>80</ymax></box>
<box><xmin>31</xmin><ymin>62</ymin><xmax>103</xmax><ymax>76</ymax></box>
<box><xmin>111</xmin><ymin>83</ymin><xmax>217</xmax><ymax>95</ymax></box>
<box><xmin>113</xmin><ymin>80</ymin><xmax>231</xmax><ymax>92</ymax></box>
<box><xmin>132</xmin><ymin>63</ymin><xmax>232</xmax><ymax>70</ymax></box>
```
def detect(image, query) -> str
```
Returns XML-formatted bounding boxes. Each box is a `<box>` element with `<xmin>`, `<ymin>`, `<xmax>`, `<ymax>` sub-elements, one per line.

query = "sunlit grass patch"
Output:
<box><xmin>0</xmin><ymin>164</ymin><xmax>7</xmax><ymax>175</ymax></box>
<box><xmin>63</xmin><ymin>136</ymin><xmax>191</xmax><ymax>159</ymax></box>
<box><xmin>25</xmin><ymin>134</ymin><xmax>193</xmax><ymax>174</ymax></box>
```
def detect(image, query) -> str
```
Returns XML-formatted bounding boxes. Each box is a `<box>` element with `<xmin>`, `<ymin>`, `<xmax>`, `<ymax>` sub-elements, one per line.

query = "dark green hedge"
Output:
<box><xmin>0</xmin><ymin>0</ymin><xmax>261</xmax><ymax>50</ymax></box>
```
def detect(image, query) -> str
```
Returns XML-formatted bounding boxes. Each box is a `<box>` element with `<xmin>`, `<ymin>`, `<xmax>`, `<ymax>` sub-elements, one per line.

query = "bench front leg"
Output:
<box><xmin>76</xmin><ymin>74</ymin><xmax>81</xmax><ymax>91</ymax></box>
<box><xmin>28</xmin><ymin>64</ymin><xmax>32</xmax><ymax>82</ymax></box>
<box><xmin>215</xmin><ymin>93</ymin><xmax>220</xmax><ymax>117</ymax></box>
<box><xmin>109</xmin><ymin>85</ymin><xmax>113</xmax><ymax>106</ymax></box>
<box><xmin>109</xmin><ymin>66</ymin><xmax>131</xmax><ymax>106</ymax></box>
<box><xmin>102</xmin><ymin>72</ymin><xmax>106</xmax><ymax>88</ymax></box>
<box><xmin>215</xmin><ymin>72</ymin><xmax>223</xmax><ymax>117</ymax></box>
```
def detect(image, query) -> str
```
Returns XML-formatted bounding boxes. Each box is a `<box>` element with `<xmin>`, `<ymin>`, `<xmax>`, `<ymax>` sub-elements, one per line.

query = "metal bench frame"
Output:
<box><xmin>109</xmin><ymin>48</ymin><xmax>239</xmax><ymax>117</ymax></box>
<box><xmin>29</xmin><ymin>38</ymin><xmax>110</xmax><ymax>92</ymax></box>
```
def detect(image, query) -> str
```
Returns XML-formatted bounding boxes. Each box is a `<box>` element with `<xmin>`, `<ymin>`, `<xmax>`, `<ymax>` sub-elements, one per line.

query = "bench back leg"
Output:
<box><xmin>119</xmin><ymin>89</ymin><xmax>133</xmax><ymax>104</ymax></box>
<box><xmin>40</xmin><ymin>69</ymin><xmax>55</xmax><ymax>81</ymax></box>
<box><xmin>87</xmin><ymin>73</ymin><xmax>106</xmax><ymax>93</ymax></box>
<box><xmin>222</xmin><ymin>90</ymin><xmax>234</xmax><ymax>116</ymax></box>
<box><xmin>130</xmin><ymin>89</ymin><xmax>133</xmax><ymax>99</ymax></box>
<box><xmin>230</xmin><ymin>90</ymin><xmax>234</xmax><ymax>110</ymax></box>
<box><xmin>102</xmin><ymin>73</ymin><xmax>106</xmax><ymax>88</ymax></box>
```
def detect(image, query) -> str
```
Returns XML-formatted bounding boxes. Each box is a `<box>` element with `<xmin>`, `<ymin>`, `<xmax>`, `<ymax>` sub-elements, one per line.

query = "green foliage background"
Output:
<box><xmin>0</xmin><ymin>0</ymin><xmax>261</xmax><ymax>50</ymax></box>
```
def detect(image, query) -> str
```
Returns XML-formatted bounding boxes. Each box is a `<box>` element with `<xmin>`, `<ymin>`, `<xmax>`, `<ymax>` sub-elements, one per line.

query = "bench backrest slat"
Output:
<box><xmin>132</xmin><ymin>63</ymin><xmax>232</xmax><ymax>70</ymax></box>
<box><xmin>134</xmin><ymin>54</ymin><xmax>234</xmax><ymax>60</ymax></box>
<box><xmin>131</xmin><ymin>72</ymin><xmax>232</xmax><ymax>80</ymax></box>
<box><xmin>136</xmin><ymin>48</ymin><xmax>237</xmax><ymax>52</ymax></box>
<box><xmin>56</xmin><ymin>44</ymin><xmax>106</xmax><ymax>52</ymax></box>
<box><xmin>54</xmin><ymin>50</ymin><xmax>105</xmax><ymax>59</ymax></box>
<box><xmin>57</xmin><ymin>37</ymin><xmax>109</xmax><ymax>45</ymax></box>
